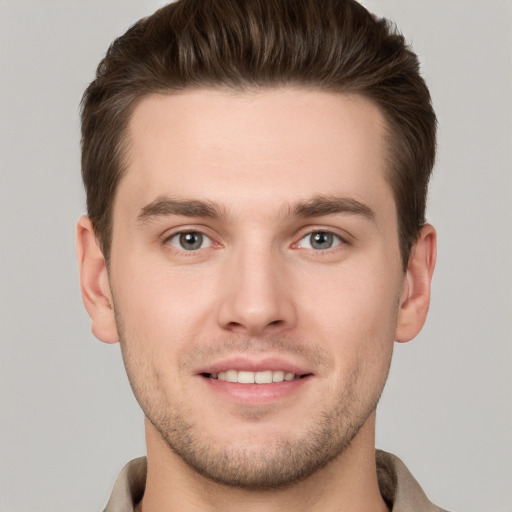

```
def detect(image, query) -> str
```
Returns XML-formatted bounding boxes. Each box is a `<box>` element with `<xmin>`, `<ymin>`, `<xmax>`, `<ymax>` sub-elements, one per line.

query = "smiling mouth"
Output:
<box><xmin>202</xmin><ymin>370</ymin><xmax>311</xmax><ymax>384</ymax></box>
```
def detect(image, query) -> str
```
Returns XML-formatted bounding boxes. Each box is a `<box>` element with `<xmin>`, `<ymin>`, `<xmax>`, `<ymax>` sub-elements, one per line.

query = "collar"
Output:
<box><xmin>103</xmin><ymin>450</ymin><xmax>447</xmax><ymax>512</ymax></box>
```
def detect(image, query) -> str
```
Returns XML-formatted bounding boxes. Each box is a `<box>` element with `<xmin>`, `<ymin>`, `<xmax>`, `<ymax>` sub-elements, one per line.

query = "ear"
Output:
<box><xmin>395</xmin><ymin>224</ymin><xmax>437</xmax><ymax>343</ymax></box>
<box><xmin>76</xmin><ymin>216</ymin><xmax>119</xmax><ymax>344</ymax></box>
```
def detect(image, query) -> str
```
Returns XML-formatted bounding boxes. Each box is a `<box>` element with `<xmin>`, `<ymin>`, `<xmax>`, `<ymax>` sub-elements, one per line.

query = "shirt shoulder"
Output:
<box><xmin>376</xmin><ymin>450</ymin><xmax>451</xmax><ymax>512</ymax></box>
<box><xmin>103</xmin><ymin>457</ymin><xmax>147</xmax><ymax>512</ymax></box>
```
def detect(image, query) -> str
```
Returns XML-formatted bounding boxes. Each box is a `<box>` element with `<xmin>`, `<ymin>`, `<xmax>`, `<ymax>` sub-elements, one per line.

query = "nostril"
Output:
<box><xmin>226</xmin><ymin>321</ymin><xmax>244</xmax><ymax>330</ymax></box>
<box><xmin>222</xmin><ymin>318</ymin><xmax>285</xmax><ymax>337</ymax></box>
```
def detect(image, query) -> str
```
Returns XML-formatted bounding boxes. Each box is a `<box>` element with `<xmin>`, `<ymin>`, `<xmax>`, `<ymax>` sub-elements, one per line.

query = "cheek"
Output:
<box><xmin>297</xmin><ymin>258</ymin><xmax>400</xmax><ymax>370</ymax></box>
<box><xmin>110</xmin><ymin>260</ymin><xmax>223</xmax><ymax>391</ymax></box>
<box><xmin>300</xmin><ymin>257</ymin><xmax>401</xmax><ymax>327</ymax></box>
<box><xmin>112</xmin><ymin>258</ymin><xmax>216</xmax><ymax>330</ymax></box>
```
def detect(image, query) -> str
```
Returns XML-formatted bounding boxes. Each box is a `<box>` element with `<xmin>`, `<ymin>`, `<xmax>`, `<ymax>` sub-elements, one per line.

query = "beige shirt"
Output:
<box><xmin>103</xmin><ymin>450</ymin><xmax>448</xmax><ymax>512</ymax></box>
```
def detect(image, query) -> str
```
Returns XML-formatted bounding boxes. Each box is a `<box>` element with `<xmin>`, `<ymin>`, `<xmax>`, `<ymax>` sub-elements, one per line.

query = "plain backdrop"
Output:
<box><xmin>0</xmin><ymin>1</ymin><xmax>511</xmax><ymax>511</ymax></box>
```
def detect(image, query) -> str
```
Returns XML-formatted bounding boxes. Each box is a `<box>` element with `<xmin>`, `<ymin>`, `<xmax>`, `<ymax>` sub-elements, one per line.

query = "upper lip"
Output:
<box><xmin>197</xmin><ymin>356</ymin><xmax>313</xmax><ymax>376</ymax></box>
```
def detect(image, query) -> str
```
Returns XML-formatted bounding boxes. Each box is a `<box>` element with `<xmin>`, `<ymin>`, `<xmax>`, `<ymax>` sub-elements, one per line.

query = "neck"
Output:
<box><xmin>138</xmin><ymin>414</ymin><xmax>389</xmax><ymax>512</ymax></box>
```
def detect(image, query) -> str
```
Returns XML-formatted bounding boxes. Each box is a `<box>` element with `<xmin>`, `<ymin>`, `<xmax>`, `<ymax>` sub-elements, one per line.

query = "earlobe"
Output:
<box><xmin>76</xmin><ymin>216</ymin><xmax>119</xmax><ymax>344</ymax></box>
<box><xmin>395</xmin><ymin>224</ymin><xmax>437</xmax><ymax>343</ymax></box>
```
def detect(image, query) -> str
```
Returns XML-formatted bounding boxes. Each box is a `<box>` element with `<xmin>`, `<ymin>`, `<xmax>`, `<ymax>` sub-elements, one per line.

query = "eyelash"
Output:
<box><xmin>165</xmin><ymin>231</ymin><xmax>216</xmax><ymax>252</ymax></box>
<box><xmin>163</xmin><ymin>228</ymin><xmax>348</xmax><ymax>255</ymax></box>
<box><xmin>294</xmin><ymin>230</ymin><xmax>346</xmax><ymax>251</ymax></box>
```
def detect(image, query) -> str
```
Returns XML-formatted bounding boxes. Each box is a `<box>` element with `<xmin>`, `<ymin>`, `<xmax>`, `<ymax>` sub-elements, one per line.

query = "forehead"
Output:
<box><xmin>119</xmin><ymin>88</ymin><xmax>392</xmax><ymax>220</ymax></box>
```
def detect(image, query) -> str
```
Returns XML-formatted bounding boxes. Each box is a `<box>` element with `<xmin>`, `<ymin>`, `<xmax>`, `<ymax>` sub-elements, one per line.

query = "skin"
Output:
<box><xmin>77</xmin><ymin>88</ymin><xmax>436</xmax><ymax>512</ymax></box>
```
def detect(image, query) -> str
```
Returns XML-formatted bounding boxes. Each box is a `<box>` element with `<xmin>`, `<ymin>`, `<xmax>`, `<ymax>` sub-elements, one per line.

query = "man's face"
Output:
<box><xmin>107</xmin><ymin>89</ymin><xmax>407</xmax><ymax>487</ymax></box>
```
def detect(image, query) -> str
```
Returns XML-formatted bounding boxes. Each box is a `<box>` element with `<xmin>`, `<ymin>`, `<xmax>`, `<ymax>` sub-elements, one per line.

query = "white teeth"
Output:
<box><xmin>214</xmin><ymin>370</ymin><xmax>300</xmax><ymax>384</ymax></box>
<box><xmin>272</xmin><ymin>370</ymin><xmax>285</xmax><ymax>382</ymax></box>
<box><xmin>226</xmin><ymin>369</ymin><xmax>238</xmax><ymax>383</ymax></box>
<box><xmin>237</xmin><ymin>370</ymin><xmax>255</xmax><ymax>384</ymax></box>
<box><xmin>255</xmin><ymin>370</ymin><xmax>273</xmax><ymax>384</ymax></box>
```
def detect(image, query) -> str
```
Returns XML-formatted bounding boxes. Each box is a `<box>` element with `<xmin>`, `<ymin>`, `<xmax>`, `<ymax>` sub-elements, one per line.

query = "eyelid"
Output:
<box><xmin>292</xmin><ymin>226</ymin><xmax>351</xmax><ymax>248</ymax></box>
<box><xmin>168</xmin><ymin>231</ymin><xmax>212</xmax><ymax>250</ymax></box>
<box><xmin>159</xmin><ymin>225</ymin><xmax>350</xmax><ymax>252</ymax></box>
<box><xmin>297</xmin><ymin>230</ymin><xmax>343</xmax><ymax>249</ymax></box>
<box><xmin>161</xmin><ymin>225</ymin><xmax>221</xmax><ymax>252</ymax></box>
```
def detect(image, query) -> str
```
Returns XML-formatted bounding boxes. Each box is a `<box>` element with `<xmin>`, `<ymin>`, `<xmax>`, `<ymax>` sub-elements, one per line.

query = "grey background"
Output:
<box><xmin>0</xmin><ymin>1</ymin><xmax>510</xmax><ymax>510</ymax></box>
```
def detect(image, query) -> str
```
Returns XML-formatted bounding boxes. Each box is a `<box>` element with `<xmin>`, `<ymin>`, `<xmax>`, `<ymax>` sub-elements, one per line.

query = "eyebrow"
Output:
<box><xmin>137</xmin><ymin>194</ymin><xmax>375</xmax><ymax>224</ymax></box>
<box><xmin>137</xmin><ymin>196</ymin><xmax>226</xmax><ymax>224</ymax></box>
<box><xmin>288</xmin><ymin>195</ymin><xmax>375</xmax><ymax>221</ymax></box>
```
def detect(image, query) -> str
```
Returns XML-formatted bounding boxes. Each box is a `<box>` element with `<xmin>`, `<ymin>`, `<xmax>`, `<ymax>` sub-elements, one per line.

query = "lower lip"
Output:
<box><xmin>201</xmin><ymin>375</ymin><xmax>312</xmax><ymax>404</ymax></box>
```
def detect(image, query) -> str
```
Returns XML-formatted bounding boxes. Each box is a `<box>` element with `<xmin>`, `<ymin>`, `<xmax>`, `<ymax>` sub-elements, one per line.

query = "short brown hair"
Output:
<box><xmin>81</xmin><ymin>0</ymin><xmax>436</xmax><ymax>268</ymax></box>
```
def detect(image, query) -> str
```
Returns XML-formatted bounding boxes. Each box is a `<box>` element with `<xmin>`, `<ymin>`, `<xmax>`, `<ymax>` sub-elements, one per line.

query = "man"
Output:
<box><xmin>76</xmin><ymin>0</ymin><xmax>444</xmax><ymax>510</ymax></box>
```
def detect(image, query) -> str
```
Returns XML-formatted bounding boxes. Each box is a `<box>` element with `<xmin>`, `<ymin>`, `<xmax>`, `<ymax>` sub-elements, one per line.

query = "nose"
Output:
<box><xmin>216</xmin><ymin>244</ymin><xmax>297</xmax><ymax>336</ymax></box>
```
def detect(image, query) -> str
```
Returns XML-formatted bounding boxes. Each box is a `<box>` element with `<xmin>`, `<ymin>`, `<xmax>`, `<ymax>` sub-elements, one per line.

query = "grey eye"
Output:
<box><xmin>299</xmin><ymin>231</ymin><xmax>342</xmax><ymax>250</ymax></box>
<box><xmin>169</xmin><ymin>232</ymin><xmax>211</xmax><ymax>251</ymax></box>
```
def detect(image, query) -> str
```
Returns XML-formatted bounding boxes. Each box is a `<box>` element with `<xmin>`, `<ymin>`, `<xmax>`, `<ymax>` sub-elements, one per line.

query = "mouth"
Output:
<box><xmin>202</xmin><ymin>369</ymin><xmax>310</xmax><ymax>384</ymax></box>
<box><xmin>197</xmin><ymin>357</ymin><xmax>314</xmax><ymax>403</ymax></box>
